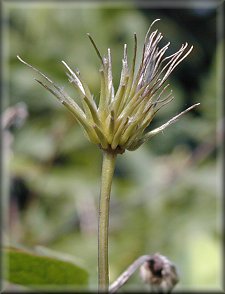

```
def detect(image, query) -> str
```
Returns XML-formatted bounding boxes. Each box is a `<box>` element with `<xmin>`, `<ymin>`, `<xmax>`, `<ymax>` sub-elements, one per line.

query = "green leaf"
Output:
<box><xmin>4</xmin><ymin>247</ymin><xmax>89</xmax><ymax>290</ymax></box>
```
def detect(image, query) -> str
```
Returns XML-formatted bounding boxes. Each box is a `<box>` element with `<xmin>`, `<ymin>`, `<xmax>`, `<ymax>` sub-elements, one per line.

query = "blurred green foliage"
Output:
<box><xmin>4</xmin><ymin>246</ymin><xmax>88</xmax><ymax>289</ymax></box>
<box><xmin>3</xmin><ymin>2</ymin><xmax>222</xmax><ymax>292</ymax></box>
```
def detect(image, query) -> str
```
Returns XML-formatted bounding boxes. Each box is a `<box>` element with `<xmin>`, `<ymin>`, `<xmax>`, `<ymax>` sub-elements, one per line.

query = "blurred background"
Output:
<box><xmin>2</xmin><ymin>1</ymin><xmax>223</xmax><ymax>291</ymax></box>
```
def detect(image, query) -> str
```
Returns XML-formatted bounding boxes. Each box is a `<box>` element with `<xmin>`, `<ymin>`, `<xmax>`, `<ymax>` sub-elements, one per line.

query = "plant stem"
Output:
<box><xmin>98</xmin><ymin>150</ymin><xmax>117</xmax><ymax>291</ymax></box>
<box><xmin>109</xmin><ymin>255</ymin><xmax>151</xmax><ymax>293</ymax></box>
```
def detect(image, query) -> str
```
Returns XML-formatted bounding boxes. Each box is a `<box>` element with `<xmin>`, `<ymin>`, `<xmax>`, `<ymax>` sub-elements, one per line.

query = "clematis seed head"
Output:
<box><xmin>17</xmin><ymin>19</ymin><xmax>199</xmax><ymax>155</ymax></box>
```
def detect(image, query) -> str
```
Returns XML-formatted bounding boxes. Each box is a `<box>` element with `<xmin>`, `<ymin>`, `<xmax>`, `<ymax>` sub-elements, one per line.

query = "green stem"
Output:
<box><xmin>98</xmin><ymin>150</ymin><xmax>117</xmax><ymax>292</ymax></box>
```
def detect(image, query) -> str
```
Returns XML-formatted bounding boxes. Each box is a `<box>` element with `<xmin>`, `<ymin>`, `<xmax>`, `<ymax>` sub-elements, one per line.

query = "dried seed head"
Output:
<box><xmin>17</xmin><ymin>20</ymin><xmax>199</xmax><ymax>154</ymax></box>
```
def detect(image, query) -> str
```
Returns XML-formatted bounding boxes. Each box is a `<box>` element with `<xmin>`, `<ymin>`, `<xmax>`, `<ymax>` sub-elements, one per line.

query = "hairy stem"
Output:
<box><xmin>98</xmin><ymin>151</ymin><xmax>117</xmax><ymax>291</ymax></box>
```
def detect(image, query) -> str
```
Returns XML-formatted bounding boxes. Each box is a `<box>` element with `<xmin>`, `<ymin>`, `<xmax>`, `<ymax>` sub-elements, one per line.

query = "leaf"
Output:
<box><xmin>4</xmin><ymin>247</ymin><xmax>89</xmax><ymax>290</ymax></box>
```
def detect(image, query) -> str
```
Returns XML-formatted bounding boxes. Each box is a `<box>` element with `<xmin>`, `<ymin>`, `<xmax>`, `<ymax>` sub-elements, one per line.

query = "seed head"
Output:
<box><xmin>17</xmin><ymin>19</ymin><xmax>199</xmax><ymax>154</ymax></box>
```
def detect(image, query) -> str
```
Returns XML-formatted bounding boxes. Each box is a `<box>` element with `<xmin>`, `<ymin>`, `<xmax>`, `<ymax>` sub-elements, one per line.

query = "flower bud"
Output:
<box><xmin>140</xmin><ymin>253</ymin><xmax>179</xmax><ymax>293</ymax></box>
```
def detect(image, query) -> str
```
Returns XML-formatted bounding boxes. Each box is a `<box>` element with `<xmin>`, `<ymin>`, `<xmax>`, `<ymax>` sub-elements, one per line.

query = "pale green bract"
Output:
<box><xmin>17</xmin><ymin>19</ymin><xmax>199</xmax><ymax>154</ymax></box>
